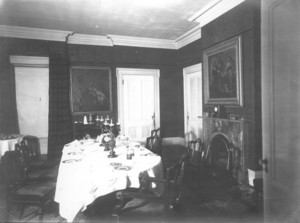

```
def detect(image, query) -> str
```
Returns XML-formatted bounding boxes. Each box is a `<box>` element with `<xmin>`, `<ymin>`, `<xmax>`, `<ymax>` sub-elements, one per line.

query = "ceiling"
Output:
<box><xmin>0</xmin><ymin>0</ymin><xmax>213</xmax><ymax>40</ymax></box>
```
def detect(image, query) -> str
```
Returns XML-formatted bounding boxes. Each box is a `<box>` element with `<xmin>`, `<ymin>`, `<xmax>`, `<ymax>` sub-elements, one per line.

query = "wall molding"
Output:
<box><xmin>0</xmin><ymin>0</ymin><xmax>245</xmax><ymax>49</ymax></box>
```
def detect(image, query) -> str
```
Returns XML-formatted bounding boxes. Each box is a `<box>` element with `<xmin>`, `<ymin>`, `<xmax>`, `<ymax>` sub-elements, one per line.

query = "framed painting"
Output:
<box><xmin>203</xmin><ymin>36</ymin><xmax>243</xmax><ymax>107</ymax></box>
<box><xmin>70</xmin><ymin>66</ymin><xmax>112</xmax><ymax>114</ymax></box>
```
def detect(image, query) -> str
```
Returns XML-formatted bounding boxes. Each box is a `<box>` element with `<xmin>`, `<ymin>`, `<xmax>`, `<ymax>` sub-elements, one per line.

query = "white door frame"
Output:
<box><xmin>183</xmin><ymin>63</ymin><xmax>203</xmax><ymax>144</ymax></box>
<box><xmin>116</xmin><ymin>68</ymin><xmax>160</xmax><ymax>136</ymax></box>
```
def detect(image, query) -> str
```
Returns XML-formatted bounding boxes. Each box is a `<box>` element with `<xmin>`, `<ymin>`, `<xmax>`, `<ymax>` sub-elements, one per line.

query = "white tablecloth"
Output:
<box><xmin>0</xmin><ymin>134</ymin><xmax>23</xmax><ymax>159</ymax></box>
<box><xmin>54</xmin><ymin>139</ymin><xmax>164</xmax><ymax>222</ymax></box>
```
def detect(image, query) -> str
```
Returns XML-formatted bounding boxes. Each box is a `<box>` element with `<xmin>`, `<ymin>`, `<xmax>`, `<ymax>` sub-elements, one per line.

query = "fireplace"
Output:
<box><xmin>208</xmin><ymin>134</ymin><xmax>232</xmax><ymax>179</ymax></box>
<box><xmin>201</xmin><ymin>117</ymin><xmax>248</xmax><ymax>184</ymax></box>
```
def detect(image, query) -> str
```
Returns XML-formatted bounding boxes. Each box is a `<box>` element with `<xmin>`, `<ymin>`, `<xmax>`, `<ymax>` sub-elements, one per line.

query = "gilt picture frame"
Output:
<box><xmin>70</xmin><ymin>66</ymin><xmax>112</xmax><ymax>114</ymax></box>
<box><xmin>203</xmin><ymin>36</ymin><xmax>243</xmax><ymax>107</ymax></box>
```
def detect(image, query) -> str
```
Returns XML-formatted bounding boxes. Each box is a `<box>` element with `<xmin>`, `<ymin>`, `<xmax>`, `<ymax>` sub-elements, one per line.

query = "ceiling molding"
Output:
<box><xmin>175</xmin><ymin>24</ymin><xmax>202</xmax><ymax>49</ymax></box>
<box><xmin>0</xmin><ymin>25</ymin><xmax>71</xmax><ymax>42</ymax></box>
<box><xmin>192</xmin><ymin>0</ymin><xmax>246</xmax><ymax>27</ymax></box>
<box><xmin>188</xmin><ymin>0</ymin><xmax>222</xmax><ymax>22</ymax></box>
<box><xmin>68</xmin><ymin>34</ymin><xmax>113</xmax><ymax>46</ymax></box>
<box><xmin>108</xmin><ymin>35</ymin><xmax>177</xmax><ymax>49</ymax></box>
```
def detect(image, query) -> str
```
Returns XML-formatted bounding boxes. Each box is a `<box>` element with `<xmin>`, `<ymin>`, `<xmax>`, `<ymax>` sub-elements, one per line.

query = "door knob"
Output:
<box><xmin>259</xmin><ymin>158</ymin><xmax>268</xmax><ymax>173</ymax></box>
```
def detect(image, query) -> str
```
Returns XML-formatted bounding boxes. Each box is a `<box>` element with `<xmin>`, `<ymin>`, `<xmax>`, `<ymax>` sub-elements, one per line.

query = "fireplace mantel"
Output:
<box><xmin>200</xmin><ymin>116</ymin><xmax>248</xmax><ymax>183</ymax></box>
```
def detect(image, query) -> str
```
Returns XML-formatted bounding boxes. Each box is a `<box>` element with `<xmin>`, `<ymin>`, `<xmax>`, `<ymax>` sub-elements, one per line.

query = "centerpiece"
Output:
<box><xmin>100</xmin><ymin>132</ymin><xmax>117</xmax><ymax>158</ymax></box>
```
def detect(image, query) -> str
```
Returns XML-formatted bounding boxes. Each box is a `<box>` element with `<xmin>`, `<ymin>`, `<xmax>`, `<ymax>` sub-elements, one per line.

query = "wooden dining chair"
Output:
<box><xmin>15</xmin><ymin>142</ymin><xmax>58</xmax><ymax>182</ymax></box>
<box><xmin>145</xmin><ymin>128</ymin><xmax>162</xmax><ymax>155</ymax></box>
<box><xmin>21</xmin><ymin>135</ymin><xmax>45</xmax><ymax>168</ymax></box>
<box><xmin>0</xmin><ymin>150</ymin><xmax>56</xmax><ymax>222</ymax></box>
<box><xmin>22</xmin><ymin>135</ymin><xmax>60</xmax><ymax>170</ymax></box>
<box><xmin>187</xmin><ymin>138</ymin><xmax>205</xmax><ymax>172</ymax></box>
<box><xmin>112</xmin><ymin>153</ymin><xmax>187</xmax><ymax>222</ymax></box>
<box><xmin>150</xmin><ymin>128</ymin><xmax>161</xmax><ymax>138</ymax></box>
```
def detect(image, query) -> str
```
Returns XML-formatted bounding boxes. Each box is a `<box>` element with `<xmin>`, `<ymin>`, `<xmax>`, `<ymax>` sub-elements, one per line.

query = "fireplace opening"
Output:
<box><xmin>208</xmin><ymin>134</ymin><xmax>233</xmax><ymax>180</ymax></box>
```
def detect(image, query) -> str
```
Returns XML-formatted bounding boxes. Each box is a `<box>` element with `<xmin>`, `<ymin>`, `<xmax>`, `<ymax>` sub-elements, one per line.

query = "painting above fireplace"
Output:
<box><xmin>203</xmin><ymin>36</ymin><xmax>243</xmax><ymax>107</ymax></box>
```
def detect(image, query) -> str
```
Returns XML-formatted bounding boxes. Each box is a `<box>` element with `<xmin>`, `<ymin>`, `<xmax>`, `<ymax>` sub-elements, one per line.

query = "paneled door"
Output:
<box><xmin>117</xmin><ymin>68</ymin><xmax>160</xmax><ymax>143</ymax></box>
<box><xmin>183</xmin><ymin>64</ymin><xmax>203</xmax><ymax>143</ymax></box>
<box><xmin>262</xmin><ymin>0</ymin><xmax>300</xmax><ymax>222</ymax></box>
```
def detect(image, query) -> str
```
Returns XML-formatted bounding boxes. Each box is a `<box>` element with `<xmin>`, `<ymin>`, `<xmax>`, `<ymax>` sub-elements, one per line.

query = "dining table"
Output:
<box><xmin>0</xmin><ymin>134</ymin><xmax>24</xmax><ymax>159</ymax></box>
<box><xmin>54</xmin><ymin>138</ymin><xmax>164</xmax><ymax>222</ymax></box>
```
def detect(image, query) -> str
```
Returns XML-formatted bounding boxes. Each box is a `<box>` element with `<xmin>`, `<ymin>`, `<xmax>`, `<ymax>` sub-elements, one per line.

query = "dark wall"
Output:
<box><xmin>177</xmin><ymin>0</ymin><xmax>261</xmax><ymax>170</ymax></box>
<box><xmin>0</xmin><ymin>37</ymin><xmax>181</xmax><ymax>138</ymax></box>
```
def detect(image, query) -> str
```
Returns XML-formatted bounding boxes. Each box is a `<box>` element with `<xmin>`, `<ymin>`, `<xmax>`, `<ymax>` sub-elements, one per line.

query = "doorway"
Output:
<box><xmin>10</xmin><ymin>56</ymin><xmax>49</xmax><ymax>154</ymax></box>
<box><xmin>117</xmin><ymin>68</ymin><xmax>160</xmax><ymax>143</ymax></box>
<box><xmin>183</xmin><ymin>63</ymin><xmax>203</xmax><ymax>143</ymax></box>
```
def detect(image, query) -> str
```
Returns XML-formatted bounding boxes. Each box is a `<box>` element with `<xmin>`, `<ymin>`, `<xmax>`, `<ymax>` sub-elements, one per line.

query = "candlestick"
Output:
<box><xmin>109</xmin><ymin>119</ymin><xmax>114</xmax><ymax>127</ymax></box>
<box><xmin>83</xmin><ymin>115</ymin><xmax>88</xmax><ymax>125</ymax></box>
<box><xmin>88</xmin><ymin>114</ymin><xmax>93</xmax><ymax>124</ymax></box>
<box><xmin>104</xmin><ymin>119</ymin><xmax>108</xmax><ymax>125</ymax></box>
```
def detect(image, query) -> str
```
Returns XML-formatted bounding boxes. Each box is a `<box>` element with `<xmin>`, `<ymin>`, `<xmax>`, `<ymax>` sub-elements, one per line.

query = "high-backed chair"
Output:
<box><xmin>187</xmin><ymin>138</ymin><xmax>205</xmax><ymax>172</ymax></box>
<box><xmin>0</xmin><ymin>150</ymin><xmax>55</xmax><ymax>222</ymax></box>
<box><xmin>21</xmin><ymin>135</ymin><xmax>45</xmax><ymax>168</ymax></box>
<box><xmin>15</xmin><ymin>143</ymin><xmax>58</xmax><ymax>182</ymax></box>
<box><xmin>22</xmin><ymin>135</ymin><xmax>60</xmax><ymax>169</ymax></box>
<box><xmin>113</xmin><ymin>153</ymin><xmax>187</xmax><ymax>222</ymax></box>
<box><xmin>151</xmin><ymin>128</ymin><xmax>161</xmax><ymax>138</ymax></box>
<box><xmin>145</xmin><ymin>128</ymin><xmax>162</xmax><ymax>155</ymax></box>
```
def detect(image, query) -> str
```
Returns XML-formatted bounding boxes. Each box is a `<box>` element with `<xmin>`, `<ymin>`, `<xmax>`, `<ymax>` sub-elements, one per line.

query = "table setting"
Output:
<box><xmin>54</xmin><ymin>134</ymin><xmax>164</xmax><ymax>222</ymax></box>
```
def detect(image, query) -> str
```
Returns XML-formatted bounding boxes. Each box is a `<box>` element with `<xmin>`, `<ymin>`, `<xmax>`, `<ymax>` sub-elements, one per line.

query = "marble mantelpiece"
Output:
<box><xmin>200</xmin><ymin>116</ymin><xmax>248</xmax><ymax>184</ymax></box>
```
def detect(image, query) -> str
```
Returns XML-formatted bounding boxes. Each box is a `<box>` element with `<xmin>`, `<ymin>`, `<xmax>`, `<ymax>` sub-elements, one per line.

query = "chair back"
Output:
<box><xmin>22</xmin><ymin>135</ymin><xmax>41</xmax><ymax>161</ymax></box>
<box><xmin>0</xmin><ymin>150</ymin><xmax>26</xmax><ymax>190</ymax></box>
<box><xmin>15</xmin><ymin>141</ymin><xmax>31</xmax><ymax>173</ymax></box>
<box><xmin>146</xmin><ymin>128</ymin><xmax>162</xmax><ymax>155</ymax></box>
<box><xmin>164</xmin><ymin>153</ymin><xmax>187</xmax><ymax>210</ymax></box>
<box><xmin>150</xmin><ymin>128</ymin><xmax>161</xmax><ymax>138</ymax></box>
<box><xmin>187</xmin><ymin>138</ymin><xmax>205</xmax><ymax>170</ymax></box>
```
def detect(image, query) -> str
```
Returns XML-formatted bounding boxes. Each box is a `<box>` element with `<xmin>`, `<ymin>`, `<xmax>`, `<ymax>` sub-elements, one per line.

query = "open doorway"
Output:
<box><xmin>183</xmin><ymin>63</ymin><xmax>203</xmax><ymax>143</ymax></box>
<box><xmin>117</xmin><ymin>68</ymin><xmax>160</xmax><ymax>143</ymax></box>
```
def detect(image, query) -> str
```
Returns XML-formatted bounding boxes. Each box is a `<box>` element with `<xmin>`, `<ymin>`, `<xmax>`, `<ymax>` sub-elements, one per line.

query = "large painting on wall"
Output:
<box><xmin>203</xmin><ymin>36</ymin><xmax>243</xmax><ymax>107</ymax></box>
<box><xmin>70</xmin><ymin>66</ymin><xmax>112</xmax><ymax>114</ymax></box>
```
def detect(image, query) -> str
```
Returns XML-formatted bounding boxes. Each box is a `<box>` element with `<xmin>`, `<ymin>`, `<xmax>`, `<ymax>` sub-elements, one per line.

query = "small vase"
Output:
<box><xmin>108</xmin><ymin>144</ymin><xmax>117</xmax><ymax>158</ymax></box>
